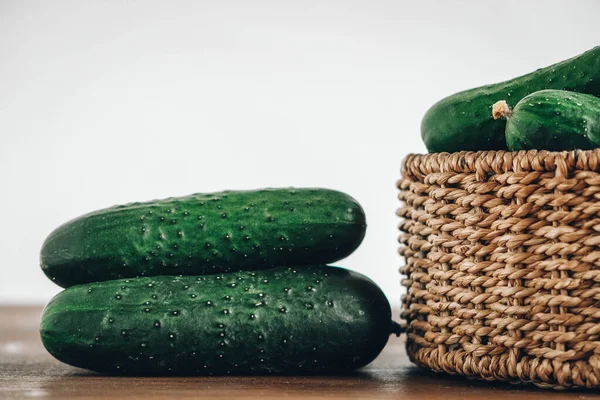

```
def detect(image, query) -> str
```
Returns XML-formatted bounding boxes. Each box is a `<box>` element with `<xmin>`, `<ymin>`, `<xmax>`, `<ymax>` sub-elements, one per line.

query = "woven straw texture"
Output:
<box><xmin>397</xmin><ymin>150</ymin><xmax>600</xmax><ymax>389</ymax></box>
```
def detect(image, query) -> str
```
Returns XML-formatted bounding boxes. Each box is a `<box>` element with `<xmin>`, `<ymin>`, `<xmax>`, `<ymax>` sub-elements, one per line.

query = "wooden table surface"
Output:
<box><xmin>1</xmin><ymin>306</ymin><xmax>598</xmax><ymax>400</ymax></box>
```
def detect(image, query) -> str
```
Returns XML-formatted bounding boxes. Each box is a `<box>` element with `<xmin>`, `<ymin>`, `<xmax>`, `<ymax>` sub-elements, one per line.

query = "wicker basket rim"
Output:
<box><xmin>402</xmin><ymin>149</ymin><xmax>600</xmax><ymax>179</ymax></box>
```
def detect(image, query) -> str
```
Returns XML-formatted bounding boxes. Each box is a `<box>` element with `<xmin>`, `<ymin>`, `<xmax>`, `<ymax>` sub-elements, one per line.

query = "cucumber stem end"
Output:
<box><xmin>492</xmin><ymin>100</ymin><xmax>512</xmax><ymax>120</ymax></box>
<box><xmin>391</xmin><ymin>320</ymin><xmax>405</xmax><ymax>337</ymax></box>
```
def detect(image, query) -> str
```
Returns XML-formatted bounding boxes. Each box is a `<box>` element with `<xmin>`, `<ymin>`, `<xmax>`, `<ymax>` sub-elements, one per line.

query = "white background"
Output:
<box><xmin>1</xmin><ymin>0</ymin><xmax>599</xmax><ymax>305</ymax></box>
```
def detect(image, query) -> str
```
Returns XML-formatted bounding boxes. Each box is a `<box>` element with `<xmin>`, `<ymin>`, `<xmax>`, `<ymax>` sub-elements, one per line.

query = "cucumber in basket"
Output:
<box><xmin>492</xmin><ymin>89</ymin><xmax>600</xmax><ymax>151</ymax></box>
<box><xmin>40</xmin><ymin>265</ymin><xmax>396</xmax><ymax>374</ymax></box>
<box><xmin>421</xmin><ymin>46</ymin><xmax>600</xmax><ymax>153</ymax></box>
<box><xmin>41</xmin><ymin>188</ymin><xmax>366</xmax><ymax>288</ymax></box>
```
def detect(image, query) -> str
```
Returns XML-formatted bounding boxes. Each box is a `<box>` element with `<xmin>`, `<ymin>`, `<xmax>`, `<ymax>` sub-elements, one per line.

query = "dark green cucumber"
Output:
<box><xmin>41</xmin><ymin>188</ymin><xmax>366</xmax><ymax>288</ymax></box>
<box><xmin>40</xmin><ymin>265</ymin><xmax>393</xmax><ymax>375</ymax></box>
<box><xmin>422</xmin><ymin>46</ymin><xmax>600</xmax><ymax>153</ymax></box>
<box><xmin>493</xmin><ymin>90</ymin><xmax>600</xmax><ymax>151</ymax></box>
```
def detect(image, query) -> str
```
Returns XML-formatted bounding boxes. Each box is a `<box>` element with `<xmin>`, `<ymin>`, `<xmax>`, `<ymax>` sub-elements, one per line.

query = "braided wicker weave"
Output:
<box><xmin>397</xmin><ymin>150</ymin><xmax>600</xmax><ymax>389</ymax></box>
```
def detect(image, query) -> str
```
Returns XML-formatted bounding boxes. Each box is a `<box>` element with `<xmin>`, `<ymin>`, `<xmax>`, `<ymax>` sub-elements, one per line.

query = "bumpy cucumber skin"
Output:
<box><xmin>41</xmin><ymin>188</ymin><xmax>366</xmax><ymax>288</ymax></box>
<box><xmin>40</xmin><ymin>266</ymin><xmax>392</xmax><ymax>375</ymax></box>
<box><xmin>422</xmin><ymin>46</ymin><xmax>600</xmax><ymax>153</ymax></box>
<box><xmin>506</xmin><ymin>89</ymin><xmax>600</xmax><ymax>151</ymax></box>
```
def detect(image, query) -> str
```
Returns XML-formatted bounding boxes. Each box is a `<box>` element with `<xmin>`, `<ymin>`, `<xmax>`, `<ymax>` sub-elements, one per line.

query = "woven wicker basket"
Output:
<box><xmin>397</xmin><ymin>149</ymin><xmax>600</xmax><ymax>390</ymax></box>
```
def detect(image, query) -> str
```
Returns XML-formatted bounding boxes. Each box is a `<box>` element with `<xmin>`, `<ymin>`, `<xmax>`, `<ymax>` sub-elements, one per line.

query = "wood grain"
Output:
<box><xmin>0</xmin><ymin>307</ymin><xmax>597</xmax><ymax>399</ymax></box>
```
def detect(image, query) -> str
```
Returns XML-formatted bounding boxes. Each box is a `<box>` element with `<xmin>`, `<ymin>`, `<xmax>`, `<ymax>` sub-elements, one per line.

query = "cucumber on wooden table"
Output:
<box><xmin>41</xmin><ymin>188</ymin><xmax>366</xmax><ymax>288</ymax></box>
<box><xmin>40</xmin><ymin>266</ymin><xmax>395</xmax><ymax>375</ymax></box>
<box><xmin>421</xmin><ymin>46</ymin><xmax>600</xmax><ymax>153</ymax></box>
<box><xmin>492</xmin><ymin>89</ymin><xmax>600</xmax><ymax>151</ymax></box>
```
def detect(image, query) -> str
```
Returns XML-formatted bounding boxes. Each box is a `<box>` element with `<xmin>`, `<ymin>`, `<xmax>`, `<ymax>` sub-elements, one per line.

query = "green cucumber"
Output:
<box><xmin>40</xmin><ymin>266</ymin><xmax>393</xmax><ymax>375</ymax></box>
<box><xmin>41</xmin><ymin>188</ymin><xmax>366</xmax><ymax>288</ymax></box>
<box><xmin>493</xmin><ymin>89</ymin><xmax>600</xmax><ymax>151</ymax></box>
<box><xmin>421</xmin><ymin>46</ymin><xmax>600</xmax><ymax>153</ymax></box>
